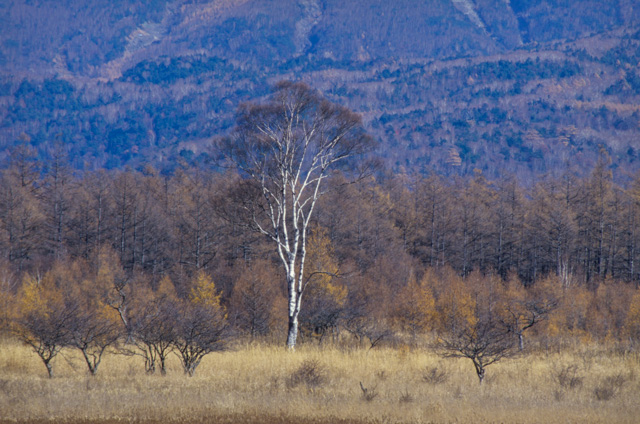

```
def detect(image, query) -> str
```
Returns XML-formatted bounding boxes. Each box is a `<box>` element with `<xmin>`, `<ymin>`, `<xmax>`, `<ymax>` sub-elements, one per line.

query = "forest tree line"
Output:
<box><xmin>2</xmin><ymin>144</ymin><xmax>640</xmax><ymax>377</ymax></box>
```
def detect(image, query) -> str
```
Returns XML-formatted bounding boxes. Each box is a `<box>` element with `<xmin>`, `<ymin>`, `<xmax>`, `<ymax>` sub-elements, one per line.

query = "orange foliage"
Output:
<box><xmin>392</xmin><ymin>272</ymin><xmax>436</xmax><ymax>335</ymax></box>
<box><xmin>625</xmin><ymin>290</ymin><xmax>640</xmax><ymax>342</ymax></box>
<box><xmin>190</xmin><ymin>271</ymin><xmax>224</xmax><ymax>313</ymax></box>
<box><xmin>230</xmin><ymin>259</ymin><xmax>285</xmax><ymax>338</ymax></box>
<box><xmin>302</xmin><ymin>227</ymin><xmax>347</xmax><ymax>313</ymax></box>
<box><xmin>426</xmin><ymin>267</ymin><xmax>477</xmax><ymax>334</ymax></box>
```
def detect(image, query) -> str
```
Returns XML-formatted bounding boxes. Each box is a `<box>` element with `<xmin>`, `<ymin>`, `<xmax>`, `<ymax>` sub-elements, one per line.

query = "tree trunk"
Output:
<box><xmin>45</xmin><ymin>360</ymin><xmax>53</xmax><ymax>379</ymax></box>
<box><xmin>160</xmin><ymin>357</ymin><xmax>167</xmax><ymax>375</ymax></box>
<box><xmin>144</xmin><ymin>346</ymin><xmax>156</xmax><ymax>374</ymax></box>
<box><xmin>474</xmin><ymin>361</ymin><xmax>485</xmax><ymax>384</ymax></box>
<box><xmin>286</xmin><ymin>314</ymin><xmax>299</xmax><ymax>349</ymax></box>
<box><xmin>81</xmin><ymin>349</ymin><xmax>99</xmax><ymax>376</ymax></box>
<box><xmin>286</xmin><ymin>266</ymin><xmax>301</xmax><ymax>349</ymax></box>
<box><xmin>518</xmin><ymin>332</ymin><xmax>524</xmax><ymax>351</ymax></box>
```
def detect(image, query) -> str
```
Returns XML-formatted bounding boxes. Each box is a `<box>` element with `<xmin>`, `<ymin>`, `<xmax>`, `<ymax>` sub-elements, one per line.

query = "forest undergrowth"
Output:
<box><xmin>0</xmin><ymin>338</ymin><xmax>638</xmax><ymax>424</ymax></box>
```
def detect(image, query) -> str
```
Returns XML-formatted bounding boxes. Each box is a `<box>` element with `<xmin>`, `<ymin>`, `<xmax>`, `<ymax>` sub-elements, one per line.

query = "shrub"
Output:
<box><xmin>593</xmin><ymin>373</ymin><xmax>629</xmax><ymax>401</ymax></box>
<box><xmin>359</xmin><ymin>381</ymin><xmax>378</xmax><ymax>402</ymax></box>
<box><xmin>287</xmin><ymin>359</ymin><xmax>326</xmax><ymax>389</ymax></box>
<box><xmin>553</xmin><ymin>364</ymin><xmax>583</xmax><ymax>390</ymax></box>
<box><xmin>422</xmin><ymin>364</ymin><xmax>449</xmax><ymax>385</ymax></box>
<box><xmin>399</xmin><ymin>389</ymin><xmax>414</xmax><ymax>403</ymax></box>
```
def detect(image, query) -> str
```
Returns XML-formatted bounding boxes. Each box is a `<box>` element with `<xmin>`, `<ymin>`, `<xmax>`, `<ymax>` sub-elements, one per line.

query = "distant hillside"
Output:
<box><xmin>1</xmin><ymin>0</ymin><xmax>639</xmax><ymax>180</ymax></box>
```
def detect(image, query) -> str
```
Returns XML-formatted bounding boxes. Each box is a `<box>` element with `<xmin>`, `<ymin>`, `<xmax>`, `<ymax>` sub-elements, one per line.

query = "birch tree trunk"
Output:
<box><xmin>217</xmin><ymin>81</ymin><xmax>376</xmax><ymax>349</ymax></box>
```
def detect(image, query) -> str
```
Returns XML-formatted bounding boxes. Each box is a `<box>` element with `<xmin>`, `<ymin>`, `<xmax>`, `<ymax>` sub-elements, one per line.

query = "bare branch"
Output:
<box><xmin>215</xmin><ymin>81</ymin><xmax>376</xmax><ymax>348</ymax></box>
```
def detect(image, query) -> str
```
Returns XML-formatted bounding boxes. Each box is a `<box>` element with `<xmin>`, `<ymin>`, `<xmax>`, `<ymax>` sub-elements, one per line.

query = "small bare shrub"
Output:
<box><xmin>375</xmin><ymin>370</ymin><xmax>387</xmax><ymax>380</ymax></box>
<box><xmin>359</xmin><ymin>381</ymin><xmax>378</xmax><ymax>402</ymax></box>
<box><xmin>268</xmin><ymin>375</ymin><xmax>282</xmax><ymax>392</ymax></box>
<box><xmin>287</xmin><ymin>359</ymin><xmax>326</xmax><ymax>389</ymax></box>
<box><xmin>452</xmin><ymin>385</ymin><xmax>463</xmax><ymax>399</ymax></box>
<box><xmin>593</xmin><ymin>373</ymin><xmax>629</xmax><ymax>401</ymax></box>
<box><xmin>553</xmin><ymin>364</ymin><xmax>583</xmax><ymax>390</ymax></box>
<box><xmin>399</xmin><ymin>389</ymin><xmax>414</xmax><ymax>403</ymax></box>
<box><xmin>422</xmin><ymin>364</ymin><xmax>449</xmax><ymax>385</ymax></box>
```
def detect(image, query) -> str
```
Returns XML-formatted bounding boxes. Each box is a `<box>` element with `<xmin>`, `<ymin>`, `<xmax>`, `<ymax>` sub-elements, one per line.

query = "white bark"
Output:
<box><xmin>221</xmin><ymin>82</ymin><xmax>373</xmax><ymax>348</ymax></box>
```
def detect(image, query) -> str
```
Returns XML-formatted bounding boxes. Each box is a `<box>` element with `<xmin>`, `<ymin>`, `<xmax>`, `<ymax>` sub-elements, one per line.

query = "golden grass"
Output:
<box><xmin>0</xmin><ymin>339</ymin><xmax>639</xmax><ymax>424</ymax></box>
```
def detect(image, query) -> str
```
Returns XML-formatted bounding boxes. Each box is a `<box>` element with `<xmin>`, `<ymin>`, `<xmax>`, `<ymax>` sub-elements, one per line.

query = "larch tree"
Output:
<box><xmin>170</xmin><ymin>168</ymin><xmax>220</xmax><ymax>272</ymax></box>
<box><xmin>41</xmin><ymin>143</ymin><xmax>74</xmax><ymax>261</ymax></box>
<box><xmin>217</xmin><ymin>81</ymin><xmax>376</xmax><ymax>349</ymax></box>
<box><xmin>299</xmin><ymin>227</ymin><xmax>345</xmax><ymax>343</ymax></box>
<box><xmin>0</xmin><ymin>158</ymin><xmax>44</xmax><ymax>269</ymax></box>
<box><xmin>0</xmin><ymin>264</ymin><xmax>18</xmax><ymax>335</ymax></box>
<box><xmin>393</xmin><ymin>272</ymin><xmax>437</xmax><ymax>338</ymax></box>
<box><xmin>230</xmin><ymin>259</ymin><xmax>283</xmax><ymax>340</ymax></box>
<box><xmin>624</xmin><ymin>175</ymin><xmax>640</xmax><ymax>285</ymax></box>
<box><xmin>414</xmin><ymin>174</ymin><xmax>449</xmax><ymax>267</ymax></box>
<box><xmin>624</xmin><ymin>289</ymin><xmax>640</xmax><ymax>345</ymax></box>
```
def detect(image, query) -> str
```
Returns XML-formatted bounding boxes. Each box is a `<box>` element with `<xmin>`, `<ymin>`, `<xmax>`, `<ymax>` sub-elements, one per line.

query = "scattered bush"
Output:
<box><xmin>287</xmin><ymin>359</ymin><xmax>326</xmax><ymax>389</ymax></box>
<box><xmin>399</xmin><ymin>389</ymin><xmax>414</xmax><ymax>403</ymax></box>
<box><xmin>593</xmin><ymin>373</ymin><xmax>629</xmax><ymax>401</ymax></box>
<box><xmin>553</xmin><ymin>364</ymin><xmax>583</xmax><ymax>390</ymax></box>
<box><xmin>422</xmin><ymin>364</ymin><xmax>449</xmax><ymax>385</ymax></box>
<box><xmin>359</xmin><ymin>381</ymin><xmax>378</xmax><ymax>402</ymax></box>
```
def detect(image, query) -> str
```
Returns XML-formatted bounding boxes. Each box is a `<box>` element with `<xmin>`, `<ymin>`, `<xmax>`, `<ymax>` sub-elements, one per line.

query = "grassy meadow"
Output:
<box><xmin>0</xmin><ymin>338</ymin><xmax>638</xmax><ymax>424</ymax></box>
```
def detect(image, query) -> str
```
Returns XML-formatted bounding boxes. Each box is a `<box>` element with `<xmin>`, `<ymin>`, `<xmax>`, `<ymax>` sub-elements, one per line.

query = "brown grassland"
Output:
<box><xmin>0</xmin><ymin>338</ymin><xmax>638</xmax><ymax>424</ymax></box>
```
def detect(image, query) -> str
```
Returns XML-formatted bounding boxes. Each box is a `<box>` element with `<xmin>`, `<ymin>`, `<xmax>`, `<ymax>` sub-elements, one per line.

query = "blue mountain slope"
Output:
<box><xmin>0</xmin><ymin>0</ymin><xmax>639</xmax><ymax>180</ymax></box>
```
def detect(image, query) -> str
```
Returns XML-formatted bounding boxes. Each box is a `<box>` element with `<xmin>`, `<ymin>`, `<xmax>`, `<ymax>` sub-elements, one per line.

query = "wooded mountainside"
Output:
<box><xmin>1</xmin><ymin>0</ymin><xmax>640</xmax><ymax>181</ymax></box>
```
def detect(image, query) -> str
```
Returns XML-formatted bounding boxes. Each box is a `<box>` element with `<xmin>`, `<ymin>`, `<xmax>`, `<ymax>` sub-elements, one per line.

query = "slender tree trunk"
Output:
<box><xmin>473</xmin><ymin>361</ymin><xmax>485</xmax><ymax>384</ymax></box>
<box><xmin>45</xmin><ymin>360</ymin><xmax>53</xmax><ymax>379</ymax></box>
<box><xmin>287</xmin><ymin>313</ymin><xmax>299</xmax><ymax>349</ymax></box>
<box><xmin>159</xmin><ymin>356</ymin><xmax>167</xmax><ymax>375</ymax></box>
<box><xmin>518</xmin><ymin>332</ymin><xmax>524</xmax><ymax>351</ymax></box>
<box><xmin>286</xmin><ymin>271</ymin><xmax>300</xmax><ymax>349</ymax></box>
<box><xmin>81</xmin><ymin>349</ymin><xmax>100</xmax><ymax>376</ymax></box>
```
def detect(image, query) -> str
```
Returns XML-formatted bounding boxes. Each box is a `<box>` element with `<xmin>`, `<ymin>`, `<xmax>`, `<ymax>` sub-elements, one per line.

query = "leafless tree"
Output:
<box><xmin>68</xmin><ymin>308</ymin><xmax>121</xmax><ymax>376</ymax></box>
<box><xmin>128</xmin><ymin>296</ymin><xmax>177</xmax><ymax>375</ymax></box>
<box><xmin>216</xmin><ymin>81</ymin><xmax>376</xmax><ymax>349</ymax></box>
<box><xmin>341</xmin><ymin>275</ymin><xmax>393</xmax><ymax>349</ymax></box>
<box><xmin>501</xmin><ymin>297</ymin><xmax>557</xmax><ymax>351</ymax></box>
<box><xmin>172</xmin><ymin>302</ymin><xmax>230</xmax><ymax>376</ymax></box>
<box><xmin>343</xmin><ymin>312</ymin><xmax>391</xmax><ymax>350</ymax></box>
<box><xmin>14</xmin><ymin>303</ymin><xmax>76</xmax><ymax>378</ymax></box>
<box><xmin>299</xmin><ymin>290</ymin><xmax>343</xmax><ymax>345</ymax></box>
<box><xmin>437</xmin><ymin>316</ymin><xmax>516</xmax><ymax>384</ymax></box>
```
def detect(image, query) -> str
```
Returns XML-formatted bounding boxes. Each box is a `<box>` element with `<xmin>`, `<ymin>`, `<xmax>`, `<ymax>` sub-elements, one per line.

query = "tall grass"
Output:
<box><xmin>0</xmin><ymin>338</ymin><xmax>638</xmax><ymax>423</ymax></box>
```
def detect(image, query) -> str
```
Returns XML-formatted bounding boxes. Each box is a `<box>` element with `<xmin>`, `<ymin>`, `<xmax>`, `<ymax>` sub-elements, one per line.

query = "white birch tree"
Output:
<box><xmin>217</xmin><ymin>81</ymin><xmax>375</xmax><ymax>348</ymax></box>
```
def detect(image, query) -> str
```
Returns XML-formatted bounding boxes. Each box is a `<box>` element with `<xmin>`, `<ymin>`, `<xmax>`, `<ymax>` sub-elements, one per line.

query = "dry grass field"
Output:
<box><xmin>0</xmin><ymin>338</ymin><xmax>638</xmax><ymax>424</ymax></box>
